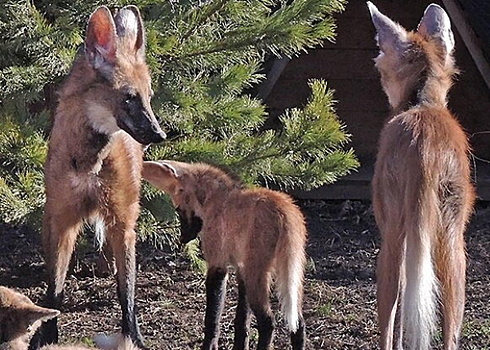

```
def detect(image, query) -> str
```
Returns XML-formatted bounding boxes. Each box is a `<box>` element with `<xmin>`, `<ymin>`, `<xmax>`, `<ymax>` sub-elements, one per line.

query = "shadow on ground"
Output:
<box><xmin>1</xmin><ymin>200</ymin><xmax>489</xmax><ymax>349</ymax></box>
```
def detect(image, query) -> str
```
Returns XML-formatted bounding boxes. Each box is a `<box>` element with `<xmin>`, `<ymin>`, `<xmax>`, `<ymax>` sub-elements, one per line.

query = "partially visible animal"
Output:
<box><xmin>0</xmin><ymin>286</ymin><xmax>138</xmax><ymax>350</ymax></box>
<box><xmin>367</xmin><ymin>2</ymin><xmax>475</xmax><ymax>350</ymax></box>
<box><xmin>142</xmin><ymin>161</ymin><xmax>307</xmax><ymax>350</ymax></box>
<box><xmin>32</xmin><ymin>5</ymin><xmax>165</xmax><ymax>349</ymax></box>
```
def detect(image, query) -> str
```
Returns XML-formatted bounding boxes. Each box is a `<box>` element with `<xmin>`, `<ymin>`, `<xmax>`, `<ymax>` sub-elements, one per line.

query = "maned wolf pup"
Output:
<box><xmin>367</xmin><ymin>3</ymin><xmax>475</xmax><ymax>350</ymax></box>
<box><xmin>32</xmin><ymin>5</ymin><xmax>165</xmax><ymax>349</ymax></box>
<box><xmin>0</xmin><ymin>286</ymin><xmax>138</xmax><ymax>350</ymax></box>
<box><xmin>142</xmin><ymin>161</ymin><xmax>307</xmax><ymax>350</ymax></box>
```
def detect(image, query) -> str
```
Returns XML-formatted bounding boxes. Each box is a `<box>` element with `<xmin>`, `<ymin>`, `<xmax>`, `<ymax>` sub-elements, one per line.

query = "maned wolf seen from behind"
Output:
<box><xmin>31</xmin><ymin>5</ymin><xmax>165</xmax><ymax>349</ymax></box>
<box><xmin>142</xmin><ymin>161</ymin><xmax>307</xmax><ymax>350</ymax></box>
<box><xmin>0</xmin><ymin>286</ymin><xmax>138</xmax><ymax>350</ymax></box>
<box><xmin>367</xmin><ymin>2</ymin><xmax>475</xmax><ymax>350</ymax></box>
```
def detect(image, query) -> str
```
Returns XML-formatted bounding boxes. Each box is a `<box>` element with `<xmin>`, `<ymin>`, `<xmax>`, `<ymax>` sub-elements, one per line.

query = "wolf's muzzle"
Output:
<box><xmin>119</xmin><ymin>95</ymin><xmax>166</xmax><ymax>145</ymax></box>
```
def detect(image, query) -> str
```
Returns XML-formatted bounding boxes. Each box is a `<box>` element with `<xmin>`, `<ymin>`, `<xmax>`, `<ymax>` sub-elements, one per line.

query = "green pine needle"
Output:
<box><xmin>0</xmin><ymin>0</ymin><xmax>357</xmax><ymax>254</ymax></box>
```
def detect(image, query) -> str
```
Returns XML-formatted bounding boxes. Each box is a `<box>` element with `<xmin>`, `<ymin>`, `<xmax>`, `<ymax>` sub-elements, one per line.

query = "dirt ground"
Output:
<box><xmin>1</xmin><ymin>199</ymin><xmax>489</xmax><ymax>349</ymax></box>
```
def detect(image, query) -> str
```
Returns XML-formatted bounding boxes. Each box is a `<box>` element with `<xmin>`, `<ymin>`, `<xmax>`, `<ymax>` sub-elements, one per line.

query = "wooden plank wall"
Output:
<box><xmin>265</xmin><ymin>0</ymin><xmax>490</xmax><ymax>200</ymax></box>
<box><xmin>458</xmin><ymin>0</ymin><xmax>490</xmax><ymax>62</ymax></box>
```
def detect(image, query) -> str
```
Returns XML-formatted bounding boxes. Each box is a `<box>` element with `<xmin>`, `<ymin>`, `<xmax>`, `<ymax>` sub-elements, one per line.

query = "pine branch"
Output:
<box><xmin>180</xmin><ymin>0</ymin><xmax>231</xmax><ymax>43</ymax></box>
<box><xmin>0</xmin><ymin>0</ymin><xmax>358</xmax><ymax>252</ymax></box>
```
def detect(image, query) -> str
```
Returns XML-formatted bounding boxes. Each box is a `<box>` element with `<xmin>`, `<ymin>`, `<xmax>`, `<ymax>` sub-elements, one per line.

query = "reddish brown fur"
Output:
<box><xmin>0</xmin><ymin>287</ymin><xmax>59</xmax><ymax>350</ymax></box>
<box><xmin>369</xmin><ymin>3</ymin><xmax>475</xmax><ymax>350</ymax></box>
<box><xmin>36</xmin><ymin>6</ymin><xmax>164</xmax><ymax>348</ymax></box>
<box><xmin>0</xmin><ymin>286</ymin><xmax>137</xmax><ymax>350</ymax></box>
<box><xmin>142</xmin><ymin>161</ymin><xmax>307</xmax><ymax>350</ymax></box>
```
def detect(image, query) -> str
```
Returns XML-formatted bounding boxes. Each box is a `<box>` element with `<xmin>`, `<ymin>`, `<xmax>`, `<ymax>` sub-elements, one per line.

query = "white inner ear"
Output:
<box><xmin>116</xmin><ymin>10</ymin><xmax>138</xmax><ymax>38</ymax></box>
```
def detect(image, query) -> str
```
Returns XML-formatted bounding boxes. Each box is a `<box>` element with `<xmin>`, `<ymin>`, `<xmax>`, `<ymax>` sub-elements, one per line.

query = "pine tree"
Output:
<box><xmin>0</xmin><ymin>0</ymin><xmax>358</xmax><ymax>248</ymax></box>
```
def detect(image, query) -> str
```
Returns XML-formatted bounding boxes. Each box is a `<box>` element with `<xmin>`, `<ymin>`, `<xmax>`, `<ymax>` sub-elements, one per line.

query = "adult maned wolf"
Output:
<box><xmin>0</xmin><ymin>286</ymin><xmax>138</xmax><ymax>350</ymax></box>
<box><xmin>142</xmin><ymin>161</ymin><xmax>307</xmax><ymax>350</ymax></box>
<box><xmin>30</xmin><ymin>5</ymin><xmax>165</xmax><ymax>349</ymax></box>
<box><xmin>367</xmin><ymin>3</ymin><xmax>475</xmax><ymax>350</ymax></box>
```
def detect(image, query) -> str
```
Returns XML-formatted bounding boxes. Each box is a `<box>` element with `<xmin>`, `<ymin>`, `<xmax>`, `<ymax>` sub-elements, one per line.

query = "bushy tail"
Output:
<box><xmin>274</xmin><ymin>209</ymin><xmax>307</xmax><ymax>333</ymax></box>
<box><xmin>403</xmin><ymin>188</ymin><xmax>440</xmax><ymax>350</ymax></box>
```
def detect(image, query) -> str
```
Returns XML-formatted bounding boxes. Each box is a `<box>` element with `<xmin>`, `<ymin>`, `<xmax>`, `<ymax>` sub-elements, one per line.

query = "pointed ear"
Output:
<box><xmin>142</xmin><ymin>161</ymin><xmax>180</xmax><ymax>194</ymax></box>
<box><xmin>85</xmin><ymin>6</ymin><xmax>117</xmax><ymax>74</ymax></box>
<box><xmin>114</xmin><ymin>5</ymin><xmax>146</xmax><ymax>60</ymax></box>
<box><xmin>367</xmin><ymin>2</ymin><xmax>409</xmax><ymax>55</ymax></box>
<box><xmin>417</xmin><ymin>4</ymin><xmax>454</xmax><ymax>56</ymax></box>
<box><xmin>25</xmin><ymin>306</ymin><xmax>60</xmax><ymax>325</ymax></box>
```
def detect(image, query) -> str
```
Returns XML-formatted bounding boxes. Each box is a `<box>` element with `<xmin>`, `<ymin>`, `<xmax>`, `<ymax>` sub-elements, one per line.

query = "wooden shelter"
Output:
<box><xmin>262</xmin><ymin>0</ymin><xmax>490</xmax><ymax>200</ymax></box>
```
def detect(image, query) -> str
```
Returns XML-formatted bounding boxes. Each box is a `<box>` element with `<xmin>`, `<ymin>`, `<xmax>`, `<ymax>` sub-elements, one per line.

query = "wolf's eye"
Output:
<box><xmin>124</xmin><ymin>93</ymin><xmax>136</xmax><ymax>105</ymax></box>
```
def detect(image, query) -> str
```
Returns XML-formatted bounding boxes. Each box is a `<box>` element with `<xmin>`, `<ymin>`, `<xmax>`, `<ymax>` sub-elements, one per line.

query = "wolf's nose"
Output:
<box><xmin>151</xmin><ymin>129</ymin><xmax>166</xmax><ymax>143</ymax></box>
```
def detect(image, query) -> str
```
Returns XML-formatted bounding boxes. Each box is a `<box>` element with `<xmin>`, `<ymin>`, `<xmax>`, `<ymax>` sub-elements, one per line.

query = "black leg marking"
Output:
<box><xmin>290</xmin><ymin>315</ymin><xmax>306</xmax><ymax>350</ymax></box>
<box><xmin>28</xmin><ymin>287</ymin><xmax>62</xmax><ymax>349</ymax></box>
<box><xmin>28</xmin><ymin>318</ymin><xmax>58</xmax><ymax>350</ymax></box>
<box><xmin>117</xmin><ymin>275</ymin><xmax>146</xmax><ymax>349</ymax></box>
<box><xmin>202</xmin><ymin>267</ymin><xmax>227</xmax><ymax>350</ymax></box>
<box><xmin>250</xmin><ymin>304</ymin><xmax>274</xmax><ymax>350</ymax></box>
<box><xmin>233</xmin><ymin>278</ymin><xmax>252</xmax><ymax>350</ymax></box>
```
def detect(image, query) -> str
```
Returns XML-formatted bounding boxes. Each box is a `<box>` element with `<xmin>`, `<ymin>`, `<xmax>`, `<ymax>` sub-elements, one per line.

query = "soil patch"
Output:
<box><xmin>1</xmin><ymin>200</ymin><xmax>489</xmax><ymax>349</ymax></box>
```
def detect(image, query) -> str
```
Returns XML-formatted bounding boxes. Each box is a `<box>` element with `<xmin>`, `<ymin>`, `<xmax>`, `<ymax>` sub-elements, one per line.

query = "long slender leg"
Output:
<box><xmin>233</xmin><ymin>276</ymin><xmax>252</xmax><ymax>350</ymax></box>
<box><xmin>437</xmin><ymin>224</ymin><xmax>466</xmax><ymax>350</ymax></box>
<box><xmin>29</xmin><ymin>209</ymin><xmax>82</xmax><ymax>349</ymax></box>
<box><xmin>101</xmin><ymin>147</ymin><xmax>147</xmax><ymax>349</ymax></box>
<box><xmin>290</xmin><ymin>314</ymin><xmax>306</xmax><ymax>350</ymax></box>
<box><xmin>244</xmin><ymin>273</ymin><xmax>274</xmax><ymax>350</ymax></box>
<box><xmin>106</xmin><ymin>224</ymin><xmax>144</xmax><ymax>349</ymax></box>
<box><xmin>249</xmin><ymin>303</ymin><xmax>274</xmax><ymax>350</ymax></box>
<box><xmin>377</xmin><ymin>233</ymin><xmax>405</xmax><ymax>350</ymax></box>
<box><xmin>393</xmin><ymin>279</ymin><xmax>405</xmax><ymax>350</ymax></box>
<box><xmin>202</xmin><ymin>266</ymin><xmax>228</xmax><ymax>350</ymax></box>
